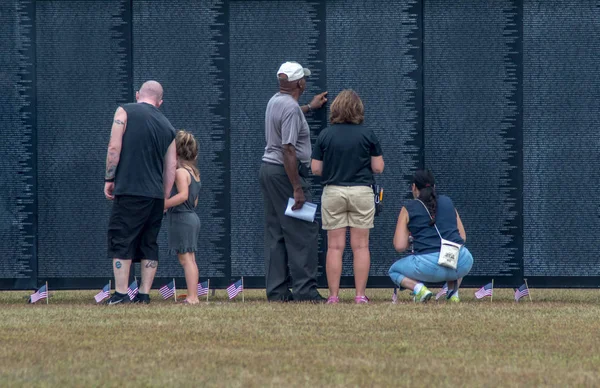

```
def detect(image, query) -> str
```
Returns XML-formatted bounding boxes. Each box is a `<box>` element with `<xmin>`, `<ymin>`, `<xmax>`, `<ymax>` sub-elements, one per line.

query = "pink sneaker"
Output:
<box><xmin>355</xmin><ymin>296</ymin><xmax>369</xmax><ymax>304</ymax></box>
<box><xmin>326</xmin><ymin>296</ymin><xmax>339</xmax><ymax>304</ymax></box>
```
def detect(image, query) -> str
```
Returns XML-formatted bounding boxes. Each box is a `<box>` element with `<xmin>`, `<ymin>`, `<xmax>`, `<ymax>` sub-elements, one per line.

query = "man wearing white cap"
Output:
<box><xmin>259</xmin><ymin>61</ymin><xmax>328</xmax><ymax>302</ymax></box>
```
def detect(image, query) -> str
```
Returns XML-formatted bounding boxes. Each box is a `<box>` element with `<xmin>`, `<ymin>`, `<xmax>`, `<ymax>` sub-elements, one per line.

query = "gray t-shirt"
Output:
<box><xmin>262</xmin><ymin>92</ymin><xmax>311</xmax><ymax>166</ymax></box>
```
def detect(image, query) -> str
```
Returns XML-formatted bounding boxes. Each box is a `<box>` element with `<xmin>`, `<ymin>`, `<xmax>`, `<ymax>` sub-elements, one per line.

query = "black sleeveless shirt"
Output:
<box><xmin>114</xmin><ymin>102</ymin><xmax>176</xmax><ymax>199</ymax></box>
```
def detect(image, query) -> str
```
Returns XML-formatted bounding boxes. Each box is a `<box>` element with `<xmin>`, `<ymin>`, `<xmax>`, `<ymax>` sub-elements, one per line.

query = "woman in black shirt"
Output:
<box><xmin>311</xmin><ymin>89</ymin><xmax>384</xmax><ymax>304</ymax></box>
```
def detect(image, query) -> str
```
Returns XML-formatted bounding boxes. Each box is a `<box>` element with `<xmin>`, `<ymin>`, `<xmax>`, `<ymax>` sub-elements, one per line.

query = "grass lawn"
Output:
<box><xmin>1</xmin><ymin>288</ymin><xmax>599</xmax><ymax>387</ymax></box>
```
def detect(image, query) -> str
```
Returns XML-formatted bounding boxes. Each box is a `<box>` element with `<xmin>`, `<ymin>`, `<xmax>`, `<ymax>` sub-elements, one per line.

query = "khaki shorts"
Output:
<box><xmin>321</xmin><ymin>185</ymin><xmax>375</xmax><ymax>230</ymax></box>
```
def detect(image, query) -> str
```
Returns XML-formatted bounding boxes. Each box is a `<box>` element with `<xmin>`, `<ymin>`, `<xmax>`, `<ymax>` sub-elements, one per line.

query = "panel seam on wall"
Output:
<box><xmin>129</xmin><ymin>0</ymin><xmax>134</xmax><ymax>99</ymax></box>
<box><xmin>32</xmin><ymin>0</ymin><xmax>39</xmax><ymax>290</ymax></box>
<box><xmin>420</xmin><ymin>0</ymin><xmax>425</xmax><ymax>170</ymax></box>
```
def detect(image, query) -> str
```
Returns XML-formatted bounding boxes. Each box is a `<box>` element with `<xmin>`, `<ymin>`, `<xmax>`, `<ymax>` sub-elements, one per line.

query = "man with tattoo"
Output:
<box><xmin>104</xmin><ymin>80</ymin><xmax>177</xmax><ymax>305</ymax></box>
<box><xmin>259</xmin><ymin>62</ymin><xmax>328</xmax><ymax>302</ymax></box>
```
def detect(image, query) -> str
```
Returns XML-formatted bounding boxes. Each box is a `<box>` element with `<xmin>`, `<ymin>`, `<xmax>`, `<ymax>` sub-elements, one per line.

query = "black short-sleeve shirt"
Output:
<box><xmin>311</xmin><ymin>123</ymin><xmax>383</xmax><ymax>186</ymax></box>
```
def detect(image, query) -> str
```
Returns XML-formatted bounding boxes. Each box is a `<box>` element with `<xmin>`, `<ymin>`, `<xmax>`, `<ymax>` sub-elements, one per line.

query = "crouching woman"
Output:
<box><xmin>388</xmin><ymin>169</ymin><xmax>473</xmax><ymax>302</ymax></box>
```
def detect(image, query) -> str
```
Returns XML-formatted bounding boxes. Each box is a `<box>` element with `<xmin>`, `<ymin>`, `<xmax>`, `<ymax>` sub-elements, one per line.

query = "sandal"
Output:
<box><xmin>179</xmin><ymin>299</ymin><xmax>199</xmax><ymax>305</ymax></box>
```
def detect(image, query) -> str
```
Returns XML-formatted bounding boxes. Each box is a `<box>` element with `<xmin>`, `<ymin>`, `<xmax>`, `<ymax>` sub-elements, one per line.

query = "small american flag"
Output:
<box><xmin>475</xmin><ymin>282</ymin><xmax>493</xmax><ymax>299</ymax></box>
<box><xmin>127</xmin><ymin>280</ymin><xmax>138</xmax><ymax>301</ymax></box>
<box><xmin>159</xmin><ymin>280</ymin><xmax>176</xmax><ymax>300</ymax></box>
<box><xmin>436</xmin><ymin>283</ymin><xmax>448</xmax><ymax>300</ymax></box>
<box><xmin>197</xmin><ymin>280</ymin><xmax>209</xmax><ymax>296</ymax></box>
<box><xmin>227</xmin><ymin>279</ymin><xmax>243</xmax><ymax>300</ymax></box>
<box><xmin>94</xmin><ymin>283</ymin><xmax>110</xmax><ymax>303</ymax></box>
<box><xmin>392</xmin><ymin>287</ymin><xmax>398</xmax><ymax>304</ymax></box>
<box><xmin>30</xmin><ymin>284</ymin><xmax>48</xmax><ymax>304</ymax></box>
<box><xmin>514</xmin><ymin>283</ymin><xmax>529</xmax><ymax>302</ymax></box>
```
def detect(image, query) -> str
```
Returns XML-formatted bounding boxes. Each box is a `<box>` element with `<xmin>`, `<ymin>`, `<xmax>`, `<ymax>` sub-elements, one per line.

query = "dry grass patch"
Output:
<box><xmin>0</xmin><ymin>289</ymin><xmax>599</xmax><ymax>387</ymax></box>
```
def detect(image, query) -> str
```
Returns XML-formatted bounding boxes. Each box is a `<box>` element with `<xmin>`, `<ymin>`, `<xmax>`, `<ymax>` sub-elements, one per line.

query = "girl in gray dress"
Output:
<box><xmin>164</xmin><ymin>130</ymin><xmax>202</xmax><ymax>304</ymax></box>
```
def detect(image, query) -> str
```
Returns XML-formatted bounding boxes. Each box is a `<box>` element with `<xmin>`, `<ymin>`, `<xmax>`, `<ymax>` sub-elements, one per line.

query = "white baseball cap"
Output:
<box><xmin>277</xmin><ymin>61</ymin><xmax>311</xmax><ymax>81</ymax></box>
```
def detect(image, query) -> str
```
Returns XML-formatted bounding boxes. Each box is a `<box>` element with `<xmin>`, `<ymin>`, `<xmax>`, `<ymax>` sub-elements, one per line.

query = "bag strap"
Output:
<box><xmin>415</xmin><ymin>199</ymin><xmax>443</xmax><ymax>240</ymax></box>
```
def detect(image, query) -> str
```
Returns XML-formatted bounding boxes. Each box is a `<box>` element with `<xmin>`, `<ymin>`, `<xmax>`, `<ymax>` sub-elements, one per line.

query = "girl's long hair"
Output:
<box><xmin>175</xmin><ymin>130</ymin><xmax>199</xmax><ymax>177</ymax></box>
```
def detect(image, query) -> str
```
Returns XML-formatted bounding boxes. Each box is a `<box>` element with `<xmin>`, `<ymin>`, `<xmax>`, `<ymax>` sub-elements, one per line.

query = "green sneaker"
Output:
<box><xmin>413</xmin><ymin>286</ymin><xmax>433</xmax><ymax>303</ymax></box>
<box><xmin>449</xmin><ymin>294</ymin><xmax>460</xmax><ymax>303</ymax></box>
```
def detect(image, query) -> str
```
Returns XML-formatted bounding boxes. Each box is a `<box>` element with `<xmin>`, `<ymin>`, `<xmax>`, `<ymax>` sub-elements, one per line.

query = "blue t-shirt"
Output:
<box><xmin>405</xmin><ymin>195</ymin><xmax>464</xmax><ymax>254</ymax></box>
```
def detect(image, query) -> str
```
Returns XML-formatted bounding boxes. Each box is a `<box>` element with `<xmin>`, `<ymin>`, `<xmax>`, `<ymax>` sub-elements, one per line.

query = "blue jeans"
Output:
<box><xmin>388</xmin><ymin>247</ymin><xmax>474</xmax><ymax>288</ymax></box>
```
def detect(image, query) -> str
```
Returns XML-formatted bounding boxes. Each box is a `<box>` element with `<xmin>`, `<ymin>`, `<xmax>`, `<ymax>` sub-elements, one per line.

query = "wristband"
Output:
<box><xmin>105</xmin><ymin>177</ymin><xmax>115</xmax><ymax>183</ymax></box>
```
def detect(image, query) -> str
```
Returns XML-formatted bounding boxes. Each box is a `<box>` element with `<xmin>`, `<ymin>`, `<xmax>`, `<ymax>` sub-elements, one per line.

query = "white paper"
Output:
<box><xmin>284</xmin><ymin>198</ymin><xmax>317</xmax><ymax>222</ymax></box>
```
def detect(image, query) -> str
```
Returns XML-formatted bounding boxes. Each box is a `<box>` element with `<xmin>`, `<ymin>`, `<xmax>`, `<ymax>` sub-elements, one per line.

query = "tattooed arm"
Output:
<box><xmin>104</xmin><ymin>107</ymin><xmax>127</xmax><ymax>200</ymax></box>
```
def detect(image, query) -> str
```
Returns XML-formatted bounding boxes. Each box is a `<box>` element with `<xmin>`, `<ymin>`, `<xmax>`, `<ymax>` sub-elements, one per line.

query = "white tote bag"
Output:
<box><xmin>416</xmin><ymin>200</ymin><xmax>461</xmax><ymax>270</ymax></box>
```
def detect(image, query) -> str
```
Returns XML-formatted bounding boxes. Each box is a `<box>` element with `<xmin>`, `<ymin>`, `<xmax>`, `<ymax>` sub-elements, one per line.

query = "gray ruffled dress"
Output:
<box><xmin>167</xmin><ymin>170</ymin><xmax>201</xmax><ymax>255</ymax></box>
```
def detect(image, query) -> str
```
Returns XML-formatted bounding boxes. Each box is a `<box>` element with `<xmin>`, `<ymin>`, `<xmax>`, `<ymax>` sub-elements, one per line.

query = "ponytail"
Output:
<box><xmin>413</xmin><ymin>169</ymin><xmax>437</xmax><ymax>225</ymax></box>
<box><xmin>418</xmin><ymin>187</ymin><xmax>437</xmax><ymax>226</ymax></box>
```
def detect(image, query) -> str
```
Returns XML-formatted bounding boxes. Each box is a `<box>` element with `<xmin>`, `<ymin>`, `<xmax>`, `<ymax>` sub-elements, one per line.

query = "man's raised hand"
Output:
<box><xmin>310</xmin><ymin>91</ymin><xmax>328</xmax><ymax>109</ymax></box>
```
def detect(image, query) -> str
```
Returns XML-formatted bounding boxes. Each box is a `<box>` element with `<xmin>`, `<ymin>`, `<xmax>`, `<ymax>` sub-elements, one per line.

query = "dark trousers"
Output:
<box><xmin>259</xmin><ymin>162</ymin><xmax>319</xmax><ymax>301</ymax></box>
